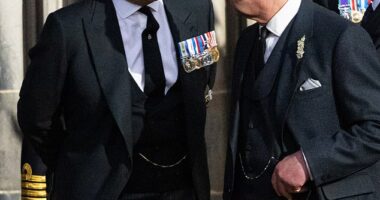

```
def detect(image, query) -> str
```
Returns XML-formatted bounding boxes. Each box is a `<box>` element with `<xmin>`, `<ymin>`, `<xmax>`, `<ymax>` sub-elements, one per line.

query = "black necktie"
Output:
<box><xmin>139</xmin><ymin>6</ymin><xmax>165</xmax><ymax>97</ymax></box>
<box><xmin>256</xmin><ymin>26</ymin><xmax>268</xmax><ymax>78</ymax></box>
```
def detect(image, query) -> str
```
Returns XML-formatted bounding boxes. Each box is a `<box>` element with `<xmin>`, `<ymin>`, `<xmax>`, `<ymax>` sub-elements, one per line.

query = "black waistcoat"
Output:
<box><xmin>234</xmin><ymin>22</ymin><xmax>299</xmax><ymax>198</ymax></box>
<box><xmin>125</xmin><ymin>75</ymin><xmax>191</xmax><ymax>193</ymax></box>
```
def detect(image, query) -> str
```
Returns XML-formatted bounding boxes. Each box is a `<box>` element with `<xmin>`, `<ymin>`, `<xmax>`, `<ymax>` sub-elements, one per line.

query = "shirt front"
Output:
<box><xmin>112</xmin><ymin>0</ymin><xmax>178</xmax><ymax>94</ymax></box>
<box><xmin>262</xmin><ymin>0</ymin><xmax>302</xmax><ymax>63</ymax></box>
<box><xmin>372</xmin><ymin>0</ymin><xmax>380</xmax><ymax>10</ymax></box>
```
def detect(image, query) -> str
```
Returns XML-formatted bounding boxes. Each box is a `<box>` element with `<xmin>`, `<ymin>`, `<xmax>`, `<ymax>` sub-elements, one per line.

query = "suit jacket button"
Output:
<box><xmin>248</xmin><ymin>121</ymin><xmax>254</xmax><ymax>129</ymax></box>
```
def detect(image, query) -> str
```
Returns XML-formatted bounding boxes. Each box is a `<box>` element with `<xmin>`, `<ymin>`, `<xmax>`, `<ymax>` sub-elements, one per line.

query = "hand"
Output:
<box><xmin>271</xmin><ymin>151</ymin><xmax>310</xmax><ymax>199</ymax></box>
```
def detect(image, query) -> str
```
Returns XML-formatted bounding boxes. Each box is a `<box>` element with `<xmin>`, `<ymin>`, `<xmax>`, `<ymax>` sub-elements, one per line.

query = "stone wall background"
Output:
<box><xmin>0</xmin><ymin>1</ymin><xmax>245</xmax><ymax>200</ymax></box>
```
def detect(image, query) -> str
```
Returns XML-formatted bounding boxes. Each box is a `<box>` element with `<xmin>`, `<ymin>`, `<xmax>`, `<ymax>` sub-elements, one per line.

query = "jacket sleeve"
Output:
<box><xmin>18</xmin><ymin>12</ymin><xmax>68</xmax><ymax>168</ymax></box>
<box><xmin>302</xmin><ymin>24</ymin><xmax>380</xmax><ymax>185</ymax></box>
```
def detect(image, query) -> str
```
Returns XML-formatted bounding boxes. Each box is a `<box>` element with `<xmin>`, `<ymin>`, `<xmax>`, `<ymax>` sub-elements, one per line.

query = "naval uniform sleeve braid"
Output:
<box><xmin>18</xmin><ymin>12</ymin><xmax>69</xmax><ymax>169</ymax></box>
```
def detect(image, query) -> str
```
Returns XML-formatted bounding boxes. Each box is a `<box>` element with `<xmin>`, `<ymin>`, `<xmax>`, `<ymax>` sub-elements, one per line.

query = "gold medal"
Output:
<box><xmin>210</xmin><ymin>47</ymin><xmax>220</xmax><ymax>63</ymax></box>
<box><xmin>182</xmin><ymin>58</ymin><xmax>193</xmax><ymax>73</ymax></box>
<box><xmin>192</xmin><ymin>57</ymin><xmax>201</xmax><ymax>69</ymax></box>
<box><xmin>351</xmin><ymin>10</ymin><xmax>363</xmax><ymax>23</ymax></box>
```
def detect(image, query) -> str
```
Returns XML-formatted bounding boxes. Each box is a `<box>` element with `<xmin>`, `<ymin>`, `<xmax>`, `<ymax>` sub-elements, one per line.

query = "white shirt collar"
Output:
<box><xmin>265</xmin><ymin>0</ymin><xmax>302</xmax><ymax>37</ymax></box>
<box><xmin>372</xmin><ymin>0</ymin><xmax>380</xmax><ymax>10</ymax></box>
<box><xmin>113</xmin><ymin>0</ymin><xmax>162</xmax><ymax>19</ymax></box>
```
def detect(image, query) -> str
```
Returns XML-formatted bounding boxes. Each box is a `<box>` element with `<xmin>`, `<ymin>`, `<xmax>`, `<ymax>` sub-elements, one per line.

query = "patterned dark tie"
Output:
<box><xmin>139</xmin><ymin>6</ymin><xmax>165</xmax><ymax>97</ymax></box>
<box><xmin>256</xmin><ymin>26</ymin><xmax>268</xmax><ymax>78</ymax></box>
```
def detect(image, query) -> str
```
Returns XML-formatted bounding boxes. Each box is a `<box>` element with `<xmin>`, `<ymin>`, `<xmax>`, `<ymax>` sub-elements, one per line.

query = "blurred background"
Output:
<box><xmin>0</xmin><ymin>0</ymin><xmax>248</xmax><ymax>199</ymax></box>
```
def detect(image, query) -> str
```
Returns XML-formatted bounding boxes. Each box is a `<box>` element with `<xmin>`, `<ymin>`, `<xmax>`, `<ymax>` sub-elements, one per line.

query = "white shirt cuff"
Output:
<box><xmin>301</xmin><ymin>149</ymin><xmax>313</xmax><ymax>181</ymax></box>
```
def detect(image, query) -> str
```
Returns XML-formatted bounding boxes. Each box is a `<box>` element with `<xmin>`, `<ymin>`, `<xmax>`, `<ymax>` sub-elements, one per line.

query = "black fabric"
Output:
<box><xmin>235</xmin><ymin>18</ymin><xmax>294</xmax><ymax>199</ymax></box>
<box><xmin>362</xmin><ymin>5</ymin><xmax>374</xmax><ymax>25</ymax></box>
<box><xmin>17</xmin><ymin>0</ymin><xmax>215</xmax><ymax>199</ymax></box>
<box><xmin>224</xmin><ymin>0</ymin><xmax>380</xmax><ymax>200</ymax></box>
<box><xmin>139</xmin><ymin>6</ymin><xmax>165</xmax><ymax>97</ymax></box>
<box><xmin>119</xmin><ymin>188</ymin><xmax>196</xmax><ymax>200</ymax></box>
<box><xmin>255</xmin><ymin>27</ymin><xmax>268</xmax><ymax>78</ymax></box>
<box><xmin>361</xmin><ymin>3</ymin><xmax>380</xmax><ymax>60</ymax></box>
<box><xmin>125</xmin><ymin>80</ymin><xmax>191</xmax><ymax>193</ymax></box>
<box><xmin>313</xmin><ymin>0</ymin><xmax>339</xmax><ymax>13</ymax></box>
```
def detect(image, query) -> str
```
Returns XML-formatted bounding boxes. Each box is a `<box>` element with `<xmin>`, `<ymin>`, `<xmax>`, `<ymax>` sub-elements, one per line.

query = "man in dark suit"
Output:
<box><xmin>17</xmin><ymin>0</ymin><xmax>217</xmax><ymax>199</ymax></box>
<box><xmin>362</xmin><ymin>0</ymin><xmax>380</xmax><ymax>58</ymax></box>
<box><xmin>224</xmin><ymin>0</ymin><xmax>380</xmax><ymax>199</ymax></box>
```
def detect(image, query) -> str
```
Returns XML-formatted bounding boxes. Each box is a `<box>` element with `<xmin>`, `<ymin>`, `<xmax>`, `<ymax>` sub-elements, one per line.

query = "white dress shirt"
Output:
<box><xmin>372</xmin><ymin>0</ymin><xmax>380</xmax><ymax>10</ymax></box>
<box><xmin>262</xmin><ymin>0</ymin><xmax>302</xmax><ymax>63</ymax></box>
<box><xmin>112</xmin><ymin>0</ymin><xmax>178</xmax><ymax>94</ymax></box>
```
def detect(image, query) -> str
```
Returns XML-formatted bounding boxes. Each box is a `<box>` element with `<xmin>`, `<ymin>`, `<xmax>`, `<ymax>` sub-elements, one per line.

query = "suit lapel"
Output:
<box><xmin>82</xmin><ymin>0</ymin><xmax>133</xmax><ymax>163</ymax></box>
<box><xmin>251</xmin><ymin>25</ymin><xmax>292</xmax><ymax>100</ymax></box>
<box><xmin>163</xmin><ymin>0</ymin><xmax>195</xmax><ymax>44</ymax></box>
<box><xmin>278</xmin><ymin>0</ymin><xmax>314</xmax><ymax>126</ymax></box>
<box><xmin>362</xmin><ymin>6</ymin><xmax>380</xmax><ymax>37</ymax></box>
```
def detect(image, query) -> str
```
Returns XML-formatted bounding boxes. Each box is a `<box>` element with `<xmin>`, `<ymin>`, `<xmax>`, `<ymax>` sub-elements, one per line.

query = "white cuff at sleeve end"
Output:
<box><xmin>301</xmin><ymin>149</ymin><xmax>313</xmax><ymax>181</ymax></box>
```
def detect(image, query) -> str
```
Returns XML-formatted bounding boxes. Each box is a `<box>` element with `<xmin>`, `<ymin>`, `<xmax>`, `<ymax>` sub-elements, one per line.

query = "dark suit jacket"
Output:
<box><xmin>224</xmin><ymin>1</ymin><xmax>380</xmax><ymax>199</ymax></box>
<box><xmin>313</xmin><ymin>0</ymin><xmax>339</xmax><ymax>13</ymax></box>
<box><xmin>362</xmin><ymin>5</ymin><xmax>380</xmax><ymax>59</ymax></box>
<box><xmin>17</xmin><ymin>0</ymin><xmax>215</xmax><ymax>199</ymax></box>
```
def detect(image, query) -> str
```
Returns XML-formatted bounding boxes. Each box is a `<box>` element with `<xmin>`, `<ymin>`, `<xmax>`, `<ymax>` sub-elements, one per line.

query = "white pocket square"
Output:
<box><xmin>300</xmin><ymin>78</ymin><xmax>322</xmax><ymax>91</ymax></box>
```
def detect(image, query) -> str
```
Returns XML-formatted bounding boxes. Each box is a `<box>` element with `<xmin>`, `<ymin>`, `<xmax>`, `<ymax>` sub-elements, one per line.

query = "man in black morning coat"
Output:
<box><xmin>17</xmin><ymin>0</ymin><xmax>216</xmax><ymax>199</ymax></box>
<box><xmin>224</xmin><ymin>0</ymin><xmax>380</xmax><ymax>199</ymax></box>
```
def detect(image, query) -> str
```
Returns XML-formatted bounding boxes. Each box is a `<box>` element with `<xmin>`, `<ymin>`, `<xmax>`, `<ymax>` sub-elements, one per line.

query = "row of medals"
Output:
<box><xmin>182</xmin><ymin>46</ymin><xmax>220</xmax><ymax>73</ymax></box>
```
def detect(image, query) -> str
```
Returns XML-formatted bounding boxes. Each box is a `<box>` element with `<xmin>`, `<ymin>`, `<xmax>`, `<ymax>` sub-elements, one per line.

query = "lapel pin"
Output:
<box><xmin>296</xmin><ymin>35</ymin><xmax>306</xmax><ymax>60</ymax></box>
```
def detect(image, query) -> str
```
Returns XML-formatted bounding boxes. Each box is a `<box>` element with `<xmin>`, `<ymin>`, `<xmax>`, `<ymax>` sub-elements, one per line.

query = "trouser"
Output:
<box><xmin>118</xmin><ymin>188</ymin><xmax>196</xmax><ymax>200</ymax></box>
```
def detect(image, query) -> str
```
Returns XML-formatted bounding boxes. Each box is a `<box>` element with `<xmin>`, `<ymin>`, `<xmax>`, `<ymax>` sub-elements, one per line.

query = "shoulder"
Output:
<box><xmin>48</xmin><ymin>0</ymin><xmax>94</xmax><ymax>24</ymax></box>
<box><xmin>312</xmin><ymin>3</ymin><xmax>355</xmax><ymax>38</ymax></box>
<box><xmin>164</xmin><ymin>0</ymin><xmax>213</xmax><ymax>14</ymax></box>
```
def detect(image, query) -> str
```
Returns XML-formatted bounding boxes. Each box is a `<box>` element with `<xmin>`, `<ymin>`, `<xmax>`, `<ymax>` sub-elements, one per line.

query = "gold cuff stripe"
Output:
<box><xmin>22</xmin><ymin>197</ymin><xmax>47</xmax><ymax>200</ymax></box>
<box><xmin>22</xmin><ymin>182</ymin><xmax>47</xmax><ymax>190</ymax></box>
<box><xmin>21</xmin><ymin>189</ymin><xmax>47</xmax><ymax>197</ymax></box>
<box><xmin>22</xmin><ymin>174</ymin><xmax>46</xmax><ymax>183</ymax></box>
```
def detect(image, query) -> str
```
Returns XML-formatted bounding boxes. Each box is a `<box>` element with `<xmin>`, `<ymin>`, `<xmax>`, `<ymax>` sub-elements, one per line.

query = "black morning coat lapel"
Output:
<box><xmin>276</xmin><ymin>0</ymin><xmax>314</xmax><ymax>136</ymax></box>
<box><xmin>362</xmin><ymin>5</ymin><xmax>380</xmax><ymax>38</ymax></box>
<box><xmin>82</xmin><ymin>0</ymin><xmax>133</xmax><ymax>166</ymax></box>
<box><xmin>251</xmin><ymin>0</ymin><xmax>313</xmax><ymax>101</ymax></box>
<box><xmin>250</xmin><ymin>25</ymin><xmax>291</xmax><ymax>100</ymax></box>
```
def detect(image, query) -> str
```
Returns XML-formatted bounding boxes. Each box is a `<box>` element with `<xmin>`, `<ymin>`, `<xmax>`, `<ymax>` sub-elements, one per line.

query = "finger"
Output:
<box><xmin>271</xmin><ymin>170</ymin><xmax>281</xmax><ymax>196</ymax></box>
<box><xmin>277</xmin><ymin>181</ymin><xmax>292</xmax><ymax>200</ymax></box>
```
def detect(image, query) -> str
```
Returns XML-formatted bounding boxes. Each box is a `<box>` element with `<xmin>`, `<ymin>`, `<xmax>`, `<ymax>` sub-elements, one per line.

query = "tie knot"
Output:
<box><xmin>260</xmin><ymin>26</ymin><xmax>268</xmax><ymax>40</ymax></box>
<box><xmin>139</xmin><ymin>5</ymin><xmax>159</xmax><ymax>33</ymax></box>
<box><xmin>139</xmin><ymin>6</ymin><xmax>152</xmax><ymax>16</ymax></box>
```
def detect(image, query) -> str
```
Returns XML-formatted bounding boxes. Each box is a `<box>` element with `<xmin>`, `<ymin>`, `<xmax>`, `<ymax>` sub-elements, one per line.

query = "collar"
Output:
<box><xmin>112</xmin><ymin>0</ymin><xmax>162</xmax><ymax>19</ymax></box>
<box><xmin>265</xmin><ymin>0</ymin><xmax>302</xmax><ymax>37</ymax></box>
<box><xmin>373</xmin><ymin>0</ymin><xmax>380</xmax><ymax>10</ymax></box>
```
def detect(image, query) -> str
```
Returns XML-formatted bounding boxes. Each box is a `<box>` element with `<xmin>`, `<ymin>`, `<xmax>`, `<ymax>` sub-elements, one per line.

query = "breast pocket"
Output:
<box><xmin>295</xmin><ymin>85</ymin><xmax>324</xmax><ymax>100</ymax></box>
